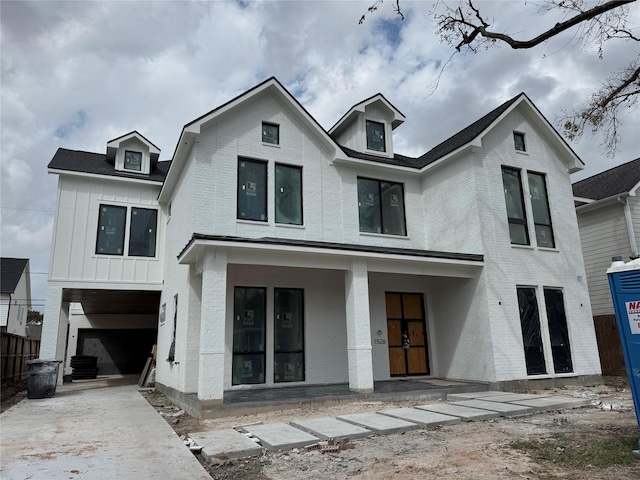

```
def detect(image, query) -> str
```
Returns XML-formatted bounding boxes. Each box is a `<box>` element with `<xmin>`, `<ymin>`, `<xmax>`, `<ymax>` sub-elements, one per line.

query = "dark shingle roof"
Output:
<box><xmin>572</xmin><ymin>158</ymin><xmax>640</xmax><ymax>200</ymax></box>
<box><xmin>48</xmin><ymin>148</ymin><xmax>171</xmax><ymax>182</ymax></box>
<box><xmin>340</xmin><ymin>93</ymin><xmax>523</xmax><ymax>169</ymax></box>
<box><xmin>1</xmin><ymin>258</ymin><xmax>28</xmax><ymax>294</ymax></box>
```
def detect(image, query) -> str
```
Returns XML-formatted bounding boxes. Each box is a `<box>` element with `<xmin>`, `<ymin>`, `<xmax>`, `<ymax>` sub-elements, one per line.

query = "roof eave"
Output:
<box><xmin>48</xmin><ymin>168</ymin><xmax>164</xmax><ymax>185</ymax></box>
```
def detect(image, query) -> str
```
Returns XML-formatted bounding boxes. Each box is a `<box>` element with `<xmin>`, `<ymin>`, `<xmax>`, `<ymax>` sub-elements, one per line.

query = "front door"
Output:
<box><xmin>386</xmin><ymin>292</ymin><xmax>429</xmax><ymax>376</ymax></box>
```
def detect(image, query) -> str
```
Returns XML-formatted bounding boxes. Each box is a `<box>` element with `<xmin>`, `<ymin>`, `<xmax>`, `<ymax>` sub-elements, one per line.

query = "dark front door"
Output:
<box><xmin>232</xmin><ymin>287</ymin><xmax>266</xmax><ymax>385</ymax></box>
<box><xmin>386</xmin><ymin>292</ymin><xmax>429</xmax><ymax>376</ymax></box>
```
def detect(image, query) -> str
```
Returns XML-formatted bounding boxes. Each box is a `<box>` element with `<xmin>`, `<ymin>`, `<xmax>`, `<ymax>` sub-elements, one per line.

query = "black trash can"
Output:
<box><xmin>26</xmin><ymin>360</ymin><xmax>62</xmax><ymax>399</ymax></box>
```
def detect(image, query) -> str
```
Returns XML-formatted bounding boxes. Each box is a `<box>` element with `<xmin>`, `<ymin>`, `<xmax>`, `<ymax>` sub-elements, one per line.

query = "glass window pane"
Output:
<box><xmin>275</xmin><ymin>164</ymin><xmax>302</xmax><ymax>225</ymax></box>
<box><xmin>274</xmin><ymin>289</ymin><xmax>304</xmax><ymax>353</ymax></box>
<box><xmin>262</xmin><ymin>122</ymin><xmax>279</xmax><ymax>145</ymax></box>
<box><xmin>124</xmin><ymin>150</ymin><xmax>142</xmax><ymax>171</ymax></box>
<box><xmin>544</xmin><ymin>288</ymin><xmax>573</xmax><ymax>373</ymax></box>
<box><xmin>528</xmin><ymin>173</ymin><xmax>551</xmax><ymax>224</ymax></box>
<box><xmin>535</xmin><ymin>225</ymin><xmax>555</xmax><ymax>248</ymax></box>
<box><xmin>232</xmin><ymin>354</ymin><xmax>265</xmax><ymax>385</ymax></box>
<box><xmin>509</xmin><ymin>223</ymin><xmax>529</xmax><ymax>245</ymax></box>
<box><xmin>513</xmin><ymin>132</ymin><xmax>526</xmax><ymax>152</ymax></box>
<box><xmin>128</xmin><ymin>208</ymin><xmax>157</xmax><ymax>257</ymax></box>
<box><xmin>502</xmin><ymin>168</ymin><xmax>526</xmax><ymax>220</ymax></box>
<box><xmin>357</xmin><ymin>178</ymin><xmax>382</xmax><ymax>233</ymax></box>
<box><xmin>517</xmin><ymin>287</ymin><xmax>547</xmax><ymax>375</ymax></box>
<box><xmin>96</xmin><ymin>205</ymin><xmax>126</xmax><ymax>255</ymax></box>
<box><xmin>274</xmin><ymin>353</ymin><xmax>304</xmax><ymax>383</ymax></box>
<box><xmin>366</xmin><ymin>120</ymin><xmax>385</xmax><ymax>152</ymax></box>
<box><xmin>380</xmin><ymin>182</ymin><xmax>406</xmax><ymax>235</ymax></box>
<box><xmin>237</xmin><ymin>159</ymin><xmax>267</xmax><ymax>221</ymax></box>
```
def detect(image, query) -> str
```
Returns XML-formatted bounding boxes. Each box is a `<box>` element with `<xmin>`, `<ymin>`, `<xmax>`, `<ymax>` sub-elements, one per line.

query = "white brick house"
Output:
<box><xmin>43</xmin><ymin>77</ymin><xmax>601</xmax><ymax>411</ymax></box>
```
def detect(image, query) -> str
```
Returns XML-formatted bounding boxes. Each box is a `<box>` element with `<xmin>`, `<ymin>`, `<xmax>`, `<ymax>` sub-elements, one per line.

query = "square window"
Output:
<box><xmin>366</xmin><ymin>120</ymin><xmax>386</xmax><ymax>152</ymax></box>
<box><xmin>357</xmin><ymin>177</ymin><xmax>406</xmax><ymax>235</ymax></box>
<box><xmin>124</xmin><ymin>150</ymin><xmax>142</xmax><ymax>171</ymax></box>
<box><xmin>513</xmin><ymin>132</ymin><xmax>526</xmax><ymax>152</ymax></box>
<box><xmin>96</xmin><ymin>204</ymin><xmax>126</xmax><ymax>255</ymax></box>
<box><xmin>262</xmin><ymin>122</ymin><xmax>279</xmax><ymax>145</ymax></box>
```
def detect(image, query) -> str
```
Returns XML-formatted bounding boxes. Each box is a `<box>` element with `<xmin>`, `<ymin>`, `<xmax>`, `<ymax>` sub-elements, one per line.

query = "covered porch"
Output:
<box><xmin>174</xmin><ymin>235</ymin><xmax>485</xmax><ymax>413</ymax></box>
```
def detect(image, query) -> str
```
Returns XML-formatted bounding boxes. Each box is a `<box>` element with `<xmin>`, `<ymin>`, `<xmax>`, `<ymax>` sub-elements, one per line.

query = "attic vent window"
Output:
<box><xmin>513</xmin><ymin>132</ymin><xmax>526</xmax><ymax>152</ymax></box>
<box><xmin>124</xmin><ymin>150</ymin><xmax>142</xmax><ymax>171</ymax></box>
<box><xmin>262</xmin><ymin>122</ymin><xmax>279</xmax><ymax>145</ymax></box>
<box><xmin>366</xmin><ymin>120</ymin><xmax>385</xmax><ymax>152</ymax></box>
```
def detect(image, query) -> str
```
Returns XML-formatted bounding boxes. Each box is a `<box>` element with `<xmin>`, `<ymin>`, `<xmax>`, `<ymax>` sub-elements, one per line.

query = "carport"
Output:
<box><xmin>60</xmin><ymin>288</ymin><xmax>160</xmax><ymax>378</ymax></box>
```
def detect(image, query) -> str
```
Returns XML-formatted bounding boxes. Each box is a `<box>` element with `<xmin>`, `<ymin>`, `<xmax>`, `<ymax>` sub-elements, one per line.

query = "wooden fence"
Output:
<box><xmin>1</xmin><ymin>332</ymin><xmax>40</xmax><ymax>383</ymax></box>
<box><xmin>593</xmin><ymin>314</ymin><xmax>626</xmax><ymax>376</ymax></box>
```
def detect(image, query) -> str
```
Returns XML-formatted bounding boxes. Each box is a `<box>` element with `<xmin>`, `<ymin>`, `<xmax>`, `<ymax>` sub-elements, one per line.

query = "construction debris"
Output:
<box><xmin>304</xmin><ymin>437</ymin><xmax>355</xmax><ymax>454</ymax></box>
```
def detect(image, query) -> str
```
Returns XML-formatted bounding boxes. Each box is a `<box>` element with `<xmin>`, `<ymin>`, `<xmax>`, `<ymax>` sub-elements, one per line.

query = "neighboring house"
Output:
<box><xmin>42</xmin><ymin>77</ymin><xmax>601</xmax><ymax>414</ymax></box>
<box><xmin>572</xmin><ymin>158</ymin><xmax>640</xmax><ymax>375</ymax></box>
<box><xmin>1</xmin><ymin>258</ymin><xmax>31</xmax><ymax>337</ymax></box>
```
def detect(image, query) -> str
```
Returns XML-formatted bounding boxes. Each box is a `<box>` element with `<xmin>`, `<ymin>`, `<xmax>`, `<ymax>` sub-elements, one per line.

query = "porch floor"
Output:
<box><xmin>204</xmin><ymin>378</ymin><xmax>489</xmax><ymax>412</ymax></box>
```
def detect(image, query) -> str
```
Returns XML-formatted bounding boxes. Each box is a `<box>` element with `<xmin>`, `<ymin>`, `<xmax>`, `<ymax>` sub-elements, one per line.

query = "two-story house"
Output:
<box><xmin>42</xmin><ymin>77</ymin><xmax>601</xmax><ymax>414</ymax></box>
<box><xmin>573</xmin><ymin>158</ymin><xmax>640</xmax><ymax>375</ymax></box>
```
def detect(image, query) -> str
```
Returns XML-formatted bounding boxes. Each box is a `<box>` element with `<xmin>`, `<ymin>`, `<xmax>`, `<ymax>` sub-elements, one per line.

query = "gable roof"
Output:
<box><xmin>329</xmin><ymin>93</ymin><xmax>406</xmax><ymax>136</ymax></box>
<box><xmin>338</xmin><ymin>92</ymin><xmax>583</xmax><ymax>173</ymax></box>
<box><xmin>1</xmin><ymin>258</ymin><xmax>28</xmax><ymax>294</ymax></box>
<box><xmin>572</xmin><ymin>158</ymin><xmax>640</xmax><ymax>200</ymax></box>
<box><xmin>48</xmin><ymin>148</ymin><xmax>170</xmax><ymax>183</ymax></box>
<box><xmin>159</xmin><ymin>77</ymin><xmax>348</xmax><ymax>202</ymax></box>
<box><xmin>106</xmin><ymin>130</ymin><xmax>161</xmax><ymax>164</ymax></box>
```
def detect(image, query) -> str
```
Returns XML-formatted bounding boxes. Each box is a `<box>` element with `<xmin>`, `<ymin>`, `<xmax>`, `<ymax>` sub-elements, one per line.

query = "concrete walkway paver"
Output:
<box><xmin>416</xmin><ymin>403</ymin><xmax>500</xmax><ymax>421</ymax></box>
<box><xmin>449</xmin><ymin>399</ymin><xmax>534</xmax><ymax>416</ymax></box>
<box><xmin>242</xmin><ymin>423</ymin><xmax>319</xmax><ymax>451</ymax></box>
<box><xmin>190</xmin><ymin>429</ymin><xmax>263</xmax><ymax>461</ymax></box>
<box><xmin>380</xmin><ymin>407</ymin><xmax>461</xmax><ymax>427</ymax></box>
<box><xmin>0</xmin><ymin>378</ymin><xmax>210</xmax><ymax>480</ymax></box>
<box><xmin>508</xmin><ymin>396</ymin><xmax>592</xmax><ymax>411</ymax></box>
<box><xmin>336</xmin><ymin>412</ymin><xmax>419</xmax><ymax>434</ymax></box>
<box><xmin>290</xmin><ymin>417</ymin><xmax>372</xmax><ymax>440</ymax></box>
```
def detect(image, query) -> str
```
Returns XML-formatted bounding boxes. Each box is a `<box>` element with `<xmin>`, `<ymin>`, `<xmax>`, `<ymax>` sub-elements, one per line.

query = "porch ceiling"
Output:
<box><xmin>62</xmin><ymin>288</ymin><xmax>161</xmax><ymax>315</ymax></box>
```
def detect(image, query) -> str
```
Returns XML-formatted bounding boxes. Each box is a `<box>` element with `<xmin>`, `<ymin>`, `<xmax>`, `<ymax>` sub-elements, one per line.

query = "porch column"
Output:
<box><xmin>345</xmin><ymin>259</ymin><xmax>374</xmax><ymax>393</ymax></box>
<box><xmin>198</xmin><ymin>249</ymin><xmax>228</xmax><ymax>403</ymax></box>
<box><xmin>40</xmin><ymin>284</ymin><xmax>69</xmax><ymax>384</ymax></box>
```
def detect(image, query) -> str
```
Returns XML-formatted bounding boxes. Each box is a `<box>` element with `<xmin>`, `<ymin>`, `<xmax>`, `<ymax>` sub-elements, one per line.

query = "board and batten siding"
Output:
<box><xmin>577</xmin><ymin>202</ymin><xmax>628</xmax><ymax>315</ymax></box>
<box><xmin>49</xmin><ymin>176</ymin><xmax>163</xmax><ymax>284</ymax></box>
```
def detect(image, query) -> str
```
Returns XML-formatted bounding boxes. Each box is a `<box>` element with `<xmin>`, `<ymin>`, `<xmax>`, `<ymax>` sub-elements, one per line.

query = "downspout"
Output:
<box><xmin>618</xmin><ymin>196</ymin><xmax>639</xmax><ymax>258</ymax></box>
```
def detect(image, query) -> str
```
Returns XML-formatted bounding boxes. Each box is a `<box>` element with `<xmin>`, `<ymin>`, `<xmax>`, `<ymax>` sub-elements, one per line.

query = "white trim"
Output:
<box><xmin>47</xmin><ymin>168</ymin><xmax>163</xmax><ymax>186</ymax></box>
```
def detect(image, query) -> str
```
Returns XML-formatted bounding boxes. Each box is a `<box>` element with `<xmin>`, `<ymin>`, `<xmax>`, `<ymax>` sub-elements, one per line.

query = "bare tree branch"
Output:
<box><xmin>360</xmin><ymin>0</ymin><xmax>639</xmax><ymax>157</ymax></box>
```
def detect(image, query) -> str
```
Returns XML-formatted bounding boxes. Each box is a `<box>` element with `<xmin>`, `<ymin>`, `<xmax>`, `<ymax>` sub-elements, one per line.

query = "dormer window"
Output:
<box><xmin>262</xmin><ymin>122</ymin><xmax>279</xmax><ymax>145</ymax></box>
<box><xmin>124</xmin><ymin>150</ymin><xmax>142</xmax><ymax>171</ymax></box>
<box><xmin>366</xmin><ymin>120</ymin><xmax>385</xmax><ymax>152</ymax></box>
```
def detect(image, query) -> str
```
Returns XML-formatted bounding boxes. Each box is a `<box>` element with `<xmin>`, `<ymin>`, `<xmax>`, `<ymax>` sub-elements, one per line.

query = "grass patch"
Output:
<box><xmin>512</xmin><ymin>434</ymin><xmax>639</xmax><ymax>469</ymax></box>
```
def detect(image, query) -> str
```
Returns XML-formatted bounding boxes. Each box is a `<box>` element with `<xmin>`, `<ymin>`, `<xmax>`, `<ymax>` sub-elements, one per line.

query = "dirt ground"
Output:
<box><xmin>141</xmin><ymin>377</ymin><xmax>640</xmax><ymax>480</ymax></box>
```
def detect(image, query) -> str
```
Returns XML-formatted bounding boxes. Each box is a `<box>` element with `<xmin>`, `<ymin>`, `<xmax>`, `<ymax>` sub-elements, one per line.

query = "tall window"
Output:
<box><xmin>274</xmin><ymin>288</ymin><xmax>305</xmax><ymax>383</ymax></box>
<box><xmin>357</xmin><ymin>178</ymin><xmax>406</xmax><ymax>236</ymax></box>
<box><xmin>513</xmin><ymin>132</ymin><xmax>526</xmax><ymax>152</ymax></box>
<box><xmin>96</xmin><ymin>205</ymin><xmax>126</xmax><ymax>255</ymax></box>
<box><xmin>237</xmin><ymin>158</ymin><xmax>267</xmax><ymax>221</ymax></box>
<box><xmin>232</xmin><ymin>287</ymin><xmax>266</xmax><ymax>385</ymax></box>
<box><xmin>167</xmin><ymin>295</ymin><xmax>178</xmax><ymax>362</ymax></box>
<box><xmin>544</xmin><ymin>288</ymin><xmax>573</xmax><ymax>373</ymax></box>
<box><xmin>275</xmin><ymin>164</ymin><xmax>302</xmax><ymax>225</ymax></box>
<box><xmin>517</xmin><ymin>287</ymin><xmax>547</xmax><ymax>375</ymax></box>
<box><xmin>129</xmin><ymin>208</ymin><xmax>158</xmax><ymax>257</ymax></box>
<box><xmin>124</xmin><ymin>150</ymin><xmax>142</xmax><ymax>171</ymax></box>
<box><xmin>366</xmin><ymin>120</ymin><xmax>386</xmax><ymax>152</ymax></box>
<box><xmin>501</xmin><ymin>167</ymin><xmax>529</xmax><ymax>245</ymax></box>
<box><xmin>527</xmin><ymin>172</ymin><xmax>555</xmax><ymax>248</ymax></box>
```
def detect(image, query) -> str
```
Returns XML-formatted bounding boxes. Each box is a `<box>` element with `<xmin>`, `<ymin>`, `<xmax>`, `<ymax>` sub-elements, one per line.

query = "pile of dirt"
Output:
<box><xmin>1</xmin><ymin>380</ymin><xmax>28</xmax><ymax>414</ymax></box>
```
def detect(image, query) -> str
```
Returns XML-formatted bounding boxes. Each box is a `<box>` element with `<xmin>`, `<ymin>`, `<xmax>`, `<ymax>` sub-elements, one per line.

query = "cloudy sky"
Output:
<box><xmin>1</xmin><ymin>0</ymin><xmax>638</xmax><ymax>312</ymax></box>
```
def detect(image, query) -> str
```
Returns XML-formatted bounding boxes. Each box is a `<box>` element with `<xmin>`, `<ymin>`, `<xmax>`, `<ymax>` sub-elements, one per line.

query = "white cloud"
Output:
<box><xmin>1</xmin><ymin>0</ymin><xmax>638</xmax><ymax>310</ymax></box>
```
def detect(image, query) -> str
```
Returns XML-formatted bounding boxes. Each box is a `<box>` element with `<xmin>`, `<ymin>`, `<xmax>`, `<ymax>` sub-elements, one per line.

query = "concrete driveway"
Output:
<box><xmin>0</xmin><ymin>376</ymin><xmax>210</xmax><ymax>480</ymax></box>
